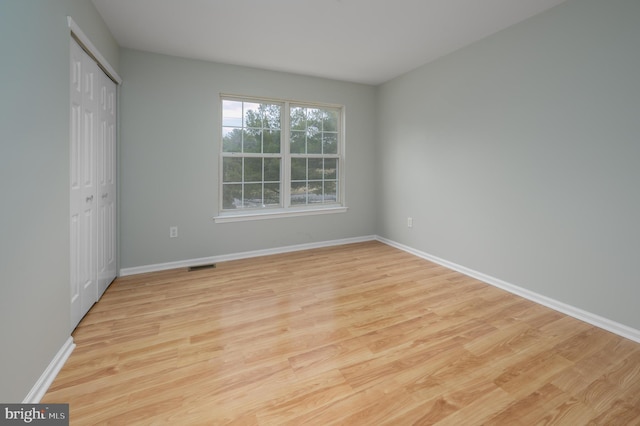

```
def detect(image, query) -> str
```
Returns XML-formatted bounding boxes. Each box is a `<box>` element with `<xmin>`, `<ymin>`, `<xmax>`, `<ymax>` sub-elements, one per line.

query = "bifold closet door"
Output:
<box><xmin>70</xmin><ymin>38</ymin><xmax>117</xmax><ymax>330</ymax></box>
<box><xmin>97</xmin><ymin>69</ymin><xmax>117</xmax><ymax>298</ymax></box>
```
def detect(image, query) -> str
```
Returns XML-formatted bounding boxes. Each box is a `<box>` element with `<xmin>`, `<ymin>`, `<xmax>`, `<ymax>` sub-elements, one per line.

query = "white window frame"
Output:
<box><xmin>214</xmin><ymin>94</ymin><xmax>347</xmax><ymax>223</ymax></box>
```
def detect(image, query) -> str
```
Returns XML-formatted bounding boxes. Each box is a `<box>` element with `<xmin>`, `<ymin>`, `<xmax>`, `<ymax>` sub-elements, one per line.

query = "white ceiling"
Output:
<box><xmin>92</xmin><ymin>0</ymin><xmax>567</xmax><ymax>85</ymax></box>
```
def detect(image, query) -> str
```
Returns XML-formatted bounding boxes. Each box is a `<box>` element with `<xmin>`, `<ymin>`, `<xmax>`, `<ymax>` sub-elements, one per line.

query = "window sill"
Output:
<box><xmin>214</xmin><ymin>206</ymin><xmax>348</xmax><ymax>223</ymax></box>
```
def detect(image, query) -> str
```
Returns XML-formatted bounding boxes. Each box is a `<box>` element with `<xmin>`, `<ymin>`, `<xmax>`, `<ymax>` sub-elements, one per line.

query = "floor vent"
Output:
<box><xmin>188</xmin><ymin>263</ymin><xmax>216</xmax><ymax>272</ymax></box>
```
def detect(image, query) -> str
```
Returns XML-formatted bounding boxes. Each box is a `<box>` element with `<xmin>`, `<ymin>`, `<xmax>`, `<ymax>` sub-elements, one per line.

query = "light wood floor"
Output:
<box><xmin>43</xmin><ymin>241</ymin><xmax>640</xmax><ymax>425</ymax></box>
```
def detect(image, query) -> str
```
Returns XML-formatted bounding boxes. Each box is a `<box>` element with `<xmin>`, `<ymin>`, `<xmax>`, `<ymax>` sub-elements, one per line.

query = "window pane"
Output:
<box><xmin>290</xmin><ymin>130</ymin><xmax>305</xmax><ymax>154</ymax></box>
<box><xmin>243</xmin><ymin>129</ymin><xmax>261</xmax><ymax>153</ymax></box>
<box><xmin>323</xmin><ymin>109</ymin><xmax>338</xmax><ymax>132</ymax></box>
<box><xmin>244</xmin><ymin>183</ymin><xmax>262</xmax><ymax>207</ymax></box>
<box><xmin>308</xmin><ymin>158</ymin><xmax>323</xmax><ymax>180</ymax></box>
<box><xmin>263</xmin><ymin>130</ymin><xmax>280</xmax><ymax>153</ymax></box>
<box><xmin>291</xmin><ymin>158</ymin><xmax>306</xmax><ymax>181</ymax></box>
<box><xmin>324</xmin><ymin>158</ymin><xmax>337</xmax><ymax>179</ymax></box>
<box><xmin>323</xmin><ymin>133</ymin><xmax>338</xmax><ymax>154</ymax></box>
<box><xmin>264</xmin><ymin>183</ymin><xmax>280</xmax><ymax>206</ymax></box>
<box><xmin>243</xmin><ymin>102</ymin><xmax>262</xmax><ymax>128</ymax></box>
<box><xmin>306</xmin><ymin>108</ymin><xmax>322</xmax><ymax>132</ymax></box>
<box><xmin>222</xmin><ymin>183</ymin><xmax>242</xmax><ymax>209</ymax></box>
<box><xmin>223</xmin><ymin>157</ymin><xmax>242</xmax><ymax>182</ymax></box>
<box><xmin>308</xmin><ymin>181</ymin><xmax>323</xmax><ymax>203</ymax></box>
<box><xmin>307</xmin><ymin>127</ymin><xmax>322</xmax><ymax>154</ymax></box>
<box><xmin>222</xmin><ymin>100</ymin><xmax>243</xmax><ymax>127</ymax></box>
<box><xmin>244</xmin><ymin>157</ymin><xmax>262</xmax><ymax>182</ymax></box>
<box><xmin>223</xmin><ymin>127</ymin><xmax>242</xmax><ymax>153</ymax></box>
<box><xmin>291</xmin><ymin>182</ymin><xmax>307</xmax><ymax>205</ymax></box>
<box><xmin>263</xmin><ymin>104</ymin><xmax>281</xmax><ymax>129</ymax></box>
<box><xmin>290</xmin><ymin>107</ymin><xmax>306</xmax><ymax>131</ymax></box>
<box><xmin>324</xmin><ymin>181</ymin><xmax>337</xmax><ymax>202</ymax></box>
<box><xmin>306</xmin><ymin>109</ymin><xmax>322</xmax><ymax>154</ymax></box>
<box><xmin>264</xmin><ymin>158</ymin><xmax>280</xmax><ymax>181</ymax></box>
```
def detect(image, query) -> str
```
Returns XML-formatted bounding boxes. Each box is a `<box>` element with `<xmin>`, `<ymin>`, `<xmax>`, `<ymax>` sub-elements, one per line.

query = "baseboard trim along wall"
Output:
<box><xmin>24</xmin><ymin>337</ymin><xmax>75</xmax><ymax>403</ymax></box>
<box><xmin>377</xmin><ymin>236</ymin><xmax>640</xmax><ymax>344</ymax></box>
<box><xmin>119</xmin><ymin>235</ymin><xmax>378</xmax><ymax>276</ymax></box>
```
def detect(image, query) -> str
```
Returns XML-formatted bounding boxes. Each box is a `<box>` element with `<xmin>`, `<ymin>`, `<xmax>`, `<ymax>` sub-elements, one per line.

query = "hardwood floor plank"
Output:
<box><xmin>42</xmin><ymin>241</ymin><xmax>640</xmax><ymax>424</ymax></box>
<box><xmin>432</xmin><ymin>387</ymin><xmax>515</xmax><ymax>426</ymax></box>
<box><xmin>486</xmin><ymin>383</ymin><xmax>569</xmax><ymax>425</ymax></box>
<box><xmin>381</xmin><ymin>394</ymin><xmax>459</xmax><ymax>426</ymax></box>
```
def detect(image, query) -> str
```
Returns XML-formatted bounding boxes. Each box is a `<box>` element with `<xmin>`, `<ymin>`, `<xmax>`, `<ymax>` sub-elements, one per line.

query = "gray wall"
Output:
<box><xmin>118</xmin><ymin>49</ymin><xmax>377</xmax><ymax>269</ymax></box>
<box><xmin>376</xmin><ymin>0</ymin><xmax>640</xmax><ymax>329</ymax></box>
<box><xmin>0</xmin><ymin>0</ymin><xmax>119</xmax><ymax>402</ymax></box>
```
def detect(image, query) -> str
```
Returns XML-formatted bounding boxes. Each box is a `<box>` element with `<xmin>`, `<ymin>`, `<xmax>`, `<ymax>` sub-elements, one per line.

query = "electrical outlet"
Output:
<box><xmin>169</xmin><ymin>226</ymin><xmax>178</xmax><ymax>238</ymax></box>
<box><xmin>407</xmin><ymin>217</ymin><xmax>413</xmax><ymax>228</ymax></box>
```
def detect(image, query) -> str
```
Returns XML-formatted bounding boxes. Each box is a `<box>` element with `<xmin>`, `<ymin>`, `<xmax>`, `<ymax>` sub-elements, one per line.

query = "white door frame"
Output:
<box><xmin>68</xmin><ymin>17</ymin><xmax>122</xmax><ymax>85</ymax></box>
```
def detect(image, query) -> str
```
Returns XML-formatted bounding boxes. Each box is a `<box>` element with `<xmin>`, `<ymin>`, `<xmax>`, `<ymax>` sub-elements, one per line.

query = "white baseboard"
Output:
<box><xmin>23</xmin><ymin>337</ymin><xmax>75</xmax><ymax>403</ymax></box>
<box><xmin>119</xmin><ymin>235</ymin><xmax>377</xmax><ymax>276</ymax></box>
<box><xmin>376</xmin><ymin>236</ymin><xmax>640</xmax><ymax>344</ymax></box>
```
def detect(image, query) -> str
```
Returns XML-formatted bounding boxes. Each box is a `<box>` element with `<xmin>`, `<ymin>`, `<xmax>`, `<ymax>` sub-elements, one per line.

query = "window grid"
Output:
<box><xmin>222</xmin><ymin>155</ymin><xmax>281</xmax><ymax>209</ymax></box>
<box><xmin>220</xmin><ymin>96</ymin><xmax>343</xmax><ymax>214</ymax></box>
<box><xmin>288</xmin><ymin>104</ymin><xmax>341</xmax><ymax>207</ymax></box>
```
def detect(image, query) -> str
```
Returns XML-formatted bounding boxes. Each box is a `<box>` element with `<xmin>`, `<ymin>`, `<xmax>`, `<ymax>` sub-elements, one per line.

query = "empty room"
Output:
<box><xmin>1</xmin><ymin>0</ymin><xmax>639</xmax><ymax>424</ymax></box>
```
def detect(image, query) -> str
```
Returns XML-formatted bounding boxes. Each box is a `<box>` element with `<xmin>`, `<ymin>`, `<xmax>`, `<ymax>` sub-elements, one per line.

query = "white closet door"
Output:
<box><xmin>70</xmin><ymin>38</ymin><xmax>84</xmax><ymax>328</ymax></box>
<box><xmin>70</xmin><ymin>38</ymin><xmax>107</xmax><ymax>329</ymax></box>
<box><xmin>97</xmin><ymin>71</ymin><xmax>117</xmax><ymax>298</ymax></box>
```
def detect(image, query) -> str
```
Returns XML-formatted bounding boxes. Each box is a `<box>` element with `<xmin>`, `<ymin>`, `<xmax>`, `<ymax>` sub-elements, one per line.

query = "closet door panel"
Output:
<box><xmin>70</xmin><ymin>39</ymin><xmax>83</xmax><ymax>328</ymax></box>
<box><xmin>97</xmin><ymin>72</ymin><xmax>117</xmax><ymax>297</ymax></box>
<box><xmin>71</xmin><ymin>38</ymin><xmax>115</xmax><ymax>330</ymax></box>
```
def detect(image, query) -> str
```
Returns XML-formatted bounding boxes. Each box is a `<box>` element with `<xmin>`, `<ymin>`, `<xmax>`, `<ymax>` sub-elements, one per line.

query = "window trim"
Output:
<box><xmin>214</xmin><ymin>94</ymin><xmax>347</xmax><ymax>223</ymax></box>
<box><xmin>214</xmin><ymin>205</ymin><xmax>348</xmax><ymax>223</ymax></box>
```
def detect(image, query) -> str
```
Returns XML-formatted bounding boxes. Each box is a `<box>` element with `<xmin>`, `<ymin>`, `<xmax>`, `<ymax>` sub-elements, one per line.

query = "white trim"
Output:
<box><xmin>23</xmin><ymin>337</ymin><xmax>75</xmax><ymax>403</ymax></box>
<box><xmin>67</xmin><ymin>16</ymin><xmax>122</xmax><ymax>84</ymax></box>
<box><xmin>220</xmin><ymin>93</ymin><xmax>344</xmax><ymax>109</ymax></box>
<box><xmin>214</xmin><ymin>206</ymin><xmax>348</xmax><ymax>223</ymax></box>
<box><xmin>376</xmin><ymin>236</ymin><xmax>640</xmax><ymax>344</ymax></box>
<box><xmin>119</xmin><ymin>235</ymin><xmax>376</xmax><ymax>276</ymax></box>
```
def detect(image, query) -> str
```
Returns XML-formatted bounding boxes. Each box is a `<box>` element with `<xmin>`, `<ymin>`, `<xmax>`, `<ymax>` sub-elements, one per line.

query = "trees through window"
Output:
<box><xmin>220</xmin><ymin>96</ymin><xmax>344</xmax><ymax>216</ymax></box>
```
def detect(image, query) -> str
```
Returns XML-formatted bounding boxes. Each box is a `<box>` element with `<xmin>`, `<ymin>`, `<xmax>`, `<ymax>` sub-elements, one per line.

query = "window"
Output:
<box><xmin>216</xmin><ymin>95</ymin><xmax>345</xmax><ymax>222</ymax></box>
